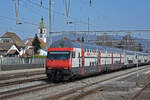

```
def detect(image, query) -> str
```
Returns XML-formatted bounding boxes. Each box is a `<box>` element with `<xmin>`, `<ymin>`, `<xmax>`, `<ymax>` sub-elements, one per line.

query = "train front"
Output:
<box><xmin>46</xmin><ymin>48</ymin><xmax>73</xmax><ymax>82</ymax></box>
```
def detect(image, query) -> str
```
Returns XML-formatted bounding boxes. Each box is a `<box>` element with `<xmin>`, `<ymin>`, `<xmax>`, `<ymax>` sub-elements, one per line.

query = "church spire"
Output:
<box><xmin>39</xmin><ymin>17</ymin><xmax>46</xmax><ymax>29</ymax></box>
<box><xmin>37</xmin><ymin>17</ymin><xmax>47</xmax><ymax>43</ymax></box>
<box><xmin>41</xmin><ymin>17</ymin><xmax>44</xmax><ymax>22</ymax></box>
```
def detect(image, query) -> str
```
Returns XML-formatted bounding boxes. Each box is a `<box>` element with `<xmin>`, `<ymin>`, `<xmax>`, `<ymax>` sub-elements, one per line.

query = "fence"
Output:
<box><xmin>0</xmin><ymin>57</ymin><xmax>46</xmax><ymax>71</ymax></box>
<box><xmin>0</xmin><ymin>57</ymin><xmax>46</xmax><ymax>65</ymax></box>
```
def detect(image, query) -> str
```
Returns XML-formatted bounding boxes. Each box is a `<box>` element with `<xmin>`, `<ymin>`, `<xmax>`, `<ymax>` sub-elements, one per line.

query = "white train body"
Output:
<box><xmin>46</xmin><ymin>40</ymin><xmax>150</xmax><ymax>81</ymax></box>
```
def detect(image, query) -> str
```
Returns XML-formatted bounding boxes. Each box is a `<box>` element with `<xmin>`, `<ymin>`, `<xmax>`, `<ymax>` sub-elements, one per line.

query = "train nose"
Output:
<box><xmin>46</xmin><ymin>59</ymin><xmax>70</xmax><ymax>69</ymax></box>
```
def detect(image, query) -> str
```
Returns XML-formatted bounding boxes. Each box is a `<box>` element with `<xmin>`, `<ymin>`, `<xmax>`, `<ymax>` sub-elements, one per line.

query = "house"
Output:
<box><xmin>38</xmin><ymin>49</ymin><xmax>47</xmax><ymax>56</ymax></box>
<box><xmin>0</xmin><ymin>37</ymin><xmax>14</xmax><ymax>43</ymax></box>
<box><xmin>23</xmin><ymin>46</ymin><xmax>34</xmax><ymax>57</ymax></box>
<box><xmin>0</xmin><ymin>32</ymin><xmax>25</xmax><ymax>57</ymax></box>
<box><xmin>0</xmin><ymin>43</ymin><xmax>20</xmax><ymax>57</ymax></box>
<box><xmin>1</xmin><ymin>32</ymin><xmax>25</xmax><ymax>47</ymax></box>
<box><xmin>25</xmin><ymin>38</ymin><xmax>48</xmax><ymax>56</ymax></box>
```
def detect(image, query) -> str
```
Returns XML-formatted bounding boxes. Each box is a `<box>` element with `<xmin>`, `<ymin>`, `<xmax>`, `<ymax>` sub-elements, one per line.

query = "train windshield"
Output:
<box><xmin>47</xmin><ymin>51</ymin><xmax>71</xmax><ymax>60</ymax></box>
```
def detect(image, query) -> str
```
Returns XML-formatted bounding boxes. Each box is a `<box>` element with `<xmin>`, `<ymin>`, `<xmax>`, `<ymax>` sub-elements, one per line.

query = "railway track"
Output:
<box><xmin>44</xmin><ymin>65</ymin><xmax>150</xmax><ymax>100</ymax></box>
<box><xmin>131</xmin><ymin>80</ymin><xmax>150</xmax><ymax>100</ymax></box>
<box><xmin>0</xmin><ymin>65</ymin><xmax>150</xmax><ymax>100</ymax></box>
<box><xmin>0</xmin><ymin>75</ymin><xmax>46</xmax><ymax>88</ymax></box>
<box><xmin>0</xmin><ymin>82</ymin><xmax>64</xmax><ymax>100</ymax></box>
<box><xmin>0</xmin><ymin>70</ymin><xmax>45</xmax><ymax>81</ymax></box>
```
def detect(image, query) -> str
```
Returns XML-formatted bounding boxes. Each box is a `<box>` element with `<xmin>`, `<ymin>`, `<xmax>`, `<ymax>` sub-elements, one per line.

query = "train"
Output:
<box><xmin>45</xmin><ymin>39</ymin><xmax>150</xmax><ymax>82</ymax></box>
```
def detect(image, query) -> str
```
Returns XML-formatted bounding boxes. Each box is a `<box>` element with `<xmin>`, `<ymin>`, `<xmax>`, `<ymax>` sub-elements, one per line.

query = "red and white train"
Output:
<box><xmin>45</xmin><ymin>39</ymin><xmax>150</xmax><ymax>82</ymax></box>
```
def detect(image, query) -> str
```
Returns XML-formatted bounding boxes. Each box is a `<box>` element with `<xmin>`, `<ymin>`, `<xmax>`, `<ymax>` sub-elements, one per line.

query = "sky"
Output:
<box><xmin>0</xmin><ymin>0</ymin><xmax>150</xmax><ymax>40</ymax></box>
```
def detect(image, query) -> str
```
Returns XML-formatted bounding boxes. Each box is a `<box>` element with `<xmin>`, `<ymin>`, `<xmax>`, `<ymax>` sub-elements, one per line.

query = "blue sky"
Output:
<box><xmin>0</xmin><ymin>0</ymin><xmax>150</xmax><ymax>39</ymax></box>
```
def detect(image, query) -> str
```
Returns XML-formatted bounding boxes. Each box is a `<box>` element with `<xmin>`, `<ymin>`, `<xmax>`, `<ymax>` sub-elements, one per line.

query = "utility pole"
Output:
<box><xmin>13</xmin><ymin>0</ymin><xmax>21</xmax><ymax>24</ymax></box>
<box><xmin>88</xmin><ymin>16</ymin><xmax>90</xmax><ymax>42</ymax></box>
<box><xmin>49</xmin><ymin>0</ymin><xmax>52</xmax><ymax>47</ymax></box>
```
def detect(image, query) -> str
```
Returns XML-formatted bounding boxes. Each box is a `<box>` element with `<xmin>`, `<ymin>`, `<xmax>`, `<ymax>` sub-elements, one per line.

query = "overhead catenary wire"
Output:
<box><xmin>0</xmin><ymin>26</ymin><xmax>36</xmax><ymax>39</ymax></box>
<box><xmin>90</xmin><ymin>0</ymin><xmax>92</xmax><ymax>7</ymax></box>
<box><xmin>2</xmin><ymin>0</ymin><xmax>149</xmax><ymax>39</ymax></box>
<box><xmin>0</xmin><ymin>17</ymin><xmax>37</xmax><ymax>35</ymax></box>
<box><xmin>40</xmin><ymin>0</ymin><xmax>43</xmax><ymax>7</ymax></box>
<box><xmin>0</xmin><ymin>16</ymin><xmax>39</xmax><ymax>26</ymax></box>
<box><xmin>21</xmin><ymin>0</ymin><xmax>48</xmax><ymax>17</ymax></box>
<box><xmin>64</xmin><ymin>0</ymin><xmax>71</xmax><ymax>24</ymax></box>
<box><xmin>50</xmin><ymin>30</ymin><xmax>150</xmax><ymax>34</ymax></box>
<box><xmin>26</xmin><ymin>0</ymin><xmax>100</xmax><ymax>28</ymax></box>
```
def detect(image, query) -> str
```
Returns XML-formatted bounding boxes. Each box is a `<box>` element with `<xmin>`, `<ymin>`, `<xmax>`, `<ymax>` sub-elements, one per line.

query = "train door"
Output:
<box><xmin>98</xmin><ymin>51</ymin><xmax>101</xmax><ymax>72</ymax></box>
<box><xmin>71</xmin><ymin>48</ymin><xmax>81</xmax><ymax>75</ymax></box>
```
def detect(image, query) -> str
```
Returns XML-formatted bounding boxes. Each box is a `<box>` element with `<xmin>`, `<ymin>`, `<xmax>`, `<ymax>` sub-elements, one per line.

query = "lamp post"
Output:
<box><xmin>136</xmin><ymin>52</ymin><xmax>139</xmax><ymax>78</ymax></box>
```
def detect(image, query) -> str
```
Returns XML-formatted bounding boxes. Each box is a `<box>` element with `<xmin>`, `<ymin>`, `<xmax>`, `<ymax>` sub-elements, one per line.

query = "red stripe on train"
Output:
<box><xmin>81</xmin><ymin>48</ymin><xmax>85</xmax><ymax>75</ymax></box>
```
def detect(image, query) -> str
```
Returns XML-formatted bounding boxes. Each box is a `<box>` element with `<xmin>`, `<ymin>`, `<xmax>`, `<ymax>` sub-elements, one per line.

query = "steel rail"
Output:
<box><xmin>0</xmin><ymin>82</ymin><xmax>64</xmax><ymax>100</ymax></box>
<box><xmin>0</xmin><ymin>71</ymin><xmax>44</xmax><ymax>81</ymax></box>
<box><xmin>0</xmin><ymin>76</ymin><xmax>46</xmax><ymax>88</ymax></box>
<box><xmin>131</xmin><ymin>80</ymin><xmax>150</xmax><ymax>100</ymax></box>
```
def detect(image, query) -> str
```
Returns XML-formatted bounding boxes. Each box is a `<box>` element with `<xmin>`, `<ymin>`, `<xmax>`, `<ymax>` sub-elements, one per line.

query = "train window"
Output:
<box><xmin>72</xmin><ymin>52</ymin><xmax>75</xmax><ymax>58</ymax></box>
<box><xmin>92</xmin><ymin>62</ymin><xmax>95</xmax><ymax>66</ymax></box>
<box><xmin>90</xmin><ymin>62</ymin><xmax>92</xmax><ymax>66</ymax></box>
<box><xmin>86</xmin><ymin>49</ymin><xmax>88</xmax><ymax>52</ymax></box>
<box><xmin>115</xmin><ymin>61</ymin><xmax>120</xmax><ymax>64</ymax></box>
<box><xmin>78</xmin><ymin>53</ymin><xmax>80</xmax><ymax>58</ymax></box>
<box><xmin>95</xmin><ymin>62</ymin><xmax>97</xmax><ymax>65</ymax></box>
<box><xmin>128</xmin><ymin>60</ymin><xmax>133</xmax><ymax>64</ymax></box>
<box><xmin>79</xmin><ymin>59</ymin><xmax>81</xmax><ymax>67</ymax></box>
<box><xmin>47</xmin><ymin>51</ymin><xmax>70</xmax><ymax>60</ymax></box>
<box><xmin>87</xmin><ymin>49</ymin><xmax>89</xmax><ymax>52</ymax></box>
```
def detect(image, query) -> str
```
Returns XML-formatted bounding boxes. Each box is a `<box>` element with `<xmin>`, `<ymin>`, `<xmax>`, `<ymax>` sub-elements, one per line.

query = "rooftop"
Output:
<box><xmin>1</xmin><ymin>32</ymin><xmax>25</xmax><ymax>48</ymax></box>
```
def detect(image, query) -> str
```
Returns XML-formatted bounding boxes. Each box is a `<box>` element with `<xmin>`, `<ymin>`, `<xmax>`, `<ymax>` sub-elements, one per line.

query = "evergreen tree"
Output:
<box><xmin>137</xmin><ymin>43</ymin><xmax>143</xmax><ymax>51</ymax></box>
<box><xmin>77</xmin><ymin>37</ymin><xmax>80</xmax><ymax>42</ymax></box>
<box><xmin>32</xmin><ymin>34</ymin><xmax>41</xmax><ymax>54</ymax></box>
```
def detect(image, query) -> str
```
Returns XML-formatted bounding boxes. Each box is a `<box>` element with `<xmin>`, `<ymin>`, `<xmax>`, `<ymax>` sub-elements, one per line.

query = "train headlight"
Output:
<box><xmin>64</xmin><ymin>67</ymin><xmax>69</xmax><ymax>69</ymax></box>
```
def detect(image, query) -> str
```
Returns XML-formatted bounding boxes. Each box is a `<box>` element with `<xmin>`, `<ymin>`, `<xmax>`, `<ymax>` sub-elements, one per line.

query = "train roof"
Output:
<box><xmin>51</xmin><ymin>39</ymin><xmax>124</xmax><ymax>53</ymax></box>
<box><xmin>51</xmin><ymin>39</ymin><xmax>150</xmax><ymax>55</ymax></box>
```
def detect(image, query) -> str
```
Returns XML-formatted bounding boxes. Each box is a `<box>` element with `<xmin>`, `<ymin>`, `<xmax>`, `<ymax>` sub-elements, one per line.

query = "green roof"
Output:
<box><xmin>39</xmin><ymin>17</ymin><xmax>46</xmax><ymax>29</ymax></box>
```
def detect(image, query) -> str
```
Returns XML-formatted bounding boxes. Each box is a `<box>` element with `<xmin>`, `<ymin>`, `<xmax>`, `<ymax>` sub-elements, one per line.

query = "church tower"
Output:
<box><xmin>37</xmin><ymin>17</ymin><xmax>47</xmax><ymax>43</ymax></box>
